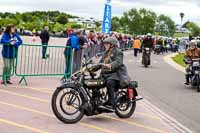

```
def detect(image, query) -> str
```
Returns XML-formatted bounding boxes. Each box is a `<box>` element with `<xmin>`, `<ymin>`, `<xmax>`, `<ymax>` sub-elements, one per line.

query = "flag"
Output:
<box><xmin>102</xmin><ymin>2</ymin><xmax>112</xmax><ymax>34</ymax></box>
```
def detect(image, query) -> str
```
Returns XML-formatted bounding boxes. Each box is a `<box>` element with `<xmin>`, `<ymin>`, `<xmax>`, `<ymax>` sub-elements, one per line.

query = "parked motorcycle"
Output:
<box><xmin>51</xmin><ymin>58</ymin><xmax>143</xmax><ymax>124</ymax></box>
<box><xmin>184</xmin><ymin>58</ymin><xmax>200</xmax><ymax>92</ymax></box>
<box><xmin>142</xmin><ymin>47</ymin><xmax>151</xmax><ymax>68</ymax></box>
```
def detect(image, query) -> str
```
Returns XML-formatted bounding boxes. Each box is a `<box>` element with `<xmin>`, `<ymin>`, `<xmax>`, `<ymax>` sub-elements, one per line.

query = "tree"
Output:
<box><xmin>182</xmin><ymin>21</ymin><xmax>191</xmax><ymax>28</ymax></box>
<box><xmin>53</xmin><ymin>22</ymin><xmax>64</xmax><ymax>32</ymax></box>
<box><xmin>119</xmin><ymin>8</ymin><xmax>157</xmax><ymax>35</ymax></box>
<box><xmin>156</xmin><ymin>14</ymin><xmax>176</xmax><ymax>36</ymax></box>
<box><xmin>111</xmin><ymin>17</ymin><xmax>121</xmax><ymax>32</ymax></box>
<box><xmin>71</xmin><ymin>24</ymin><xmax>82</xmax><ymax>29</ymax></box>
<box><xmin>56</xmin><ymin>14</ymin><xmax>68</xmax><ymax>25</ymax></box>
<box><xmin>185</xmin><ymin>22</ymin><xmax>200</xmax><ymax>36</ymax></box>
<box><xmin>0</xmin><ymin>11</ymin><xmax>76</xmax><ymax>31</ymax></box>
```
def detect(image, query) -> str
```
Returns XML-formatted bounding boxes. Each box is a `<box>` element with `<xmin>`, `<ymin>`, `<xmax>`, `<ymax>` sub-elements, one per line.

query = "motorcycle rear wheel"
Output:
<box><xmin>115</xmin><ymin>101</ymin><xmax>136</xmax><ymax>118</ymax></box>
<box><xmin>115</xmin><ymin>91</ymin><xmax>136</xmax><ymax>118</ymax></box>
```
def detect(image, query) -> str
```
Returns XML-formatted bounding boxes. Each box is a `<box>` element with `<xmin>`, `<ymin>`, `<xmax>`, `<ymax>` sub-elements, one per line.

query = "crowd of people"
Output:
<box><xmin>64</xmin><ymin>29</ymin><xmax>184</xmax><ymax>59</ymax></box>
<box><xmin>0</xmin><ymin>24</ymin><xmax>198</xmax><ymax>85</ymax></box>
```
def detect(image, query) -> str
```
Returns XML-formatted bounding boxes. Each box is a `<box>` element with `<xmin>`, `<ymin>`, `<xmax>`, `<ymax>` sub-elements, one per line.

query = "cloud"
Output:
<box><xmin>0</xmin><ymin>0</ymin><xmax>199</xmax><ymax>24</ymax></box>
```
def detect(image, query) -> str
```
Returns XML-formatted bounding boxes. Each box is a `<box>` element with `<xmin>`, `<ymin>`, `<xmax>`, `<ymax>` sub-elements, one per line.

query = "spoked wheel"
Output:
<box><xmin>51</xmin><ymin>87</ymin><xmax>84</xmax><ymax>124</ymax></box>
<box><xmin>115</xmin><ymin>91</ymin><xmax>136</xmax><ymax>118</ymax></box>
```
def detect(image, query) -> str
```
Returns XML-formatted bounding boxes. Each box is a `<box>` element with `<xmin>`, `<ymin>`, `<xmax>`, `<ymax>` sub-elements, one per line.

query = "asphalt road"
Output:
<box><xmin>0</xmin><ymin>76</ymin><xmax>178</xmax><ymax>133</ymax></box>
<box><xmin>124</xmin><ymin>51</ymin><xmax>200</xmax><ymax>133</ymax></box>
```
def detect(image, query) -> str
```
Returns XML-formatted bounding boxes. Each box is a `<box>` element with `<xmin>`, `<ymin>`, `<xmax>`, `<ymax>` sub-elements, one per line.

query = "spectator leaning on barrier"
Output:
<box><xmin>64</xmin><ymin>30</ymin><xmax>87</xmax><ymax>74</ymax></box>
<box><xmin>40</xmin><ymin>26</ymin><xmax>50</xmax><ymax>59</ymax></box>
<box><xmin>0</xmin><ymin>24</ymin><xmax>22</xmax><ymax>84</ymax></box>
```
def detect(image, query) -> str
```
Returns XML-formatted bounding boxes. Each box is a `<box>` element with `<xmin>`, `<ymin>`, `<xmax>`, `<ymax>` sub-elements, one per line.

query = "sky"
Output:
<box><xmin>0</xmin><ymin>0</ymin><xmax>200</xmax><ymax>25</ymax></box>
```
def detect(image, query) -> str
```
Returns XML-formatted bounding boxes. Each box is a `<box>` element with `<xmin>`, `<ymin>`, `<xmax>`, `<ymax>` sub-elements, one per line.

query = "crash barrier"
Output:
<box><xmin>0</xmin><ymin>44</ymin><xmax>16</xmax><ymax>86</ymax></box>
<box><xmin>0</xmin><ymin>43</ymin><xmax>72</xmax><ymax>85</ymax></box>
<box><xmin>72</xmin><ymin>44</ymin><xmax>105</xmax><ymax>73</ymax></box>
<box><xmin>119</xmin><ymin>41</ymin><xmax>133</xmax><ymax>51</ymax></box>
<box><xmin>0</xmin><ymin>41</ymin><xmax>130</xmax><ymax>86</ymax></box>
<box><xmin>15</xmin><ymin>44</ymin><xmax>72</xmax><ymax>85</ymax></box>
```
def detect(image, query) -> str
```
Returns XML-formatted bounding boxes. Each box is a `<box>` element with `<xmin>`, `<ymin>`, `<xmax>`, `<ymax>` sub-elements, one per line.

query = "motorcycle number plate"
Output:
<box><xmin>195</xmin><ymin>71</ymin><xmax>199</xmax><ymax>74</ymax></box>
<box><xmin>193</xmin><ymin>62</ymin><xmax>200</xmax><ymax>67</ymax></box>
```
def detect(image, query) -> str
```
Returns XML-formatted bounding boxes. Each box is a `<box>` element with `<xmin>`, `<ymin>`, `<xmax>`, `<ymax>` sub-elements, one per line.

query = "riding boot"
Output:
<box><xmin>185</xmin><ymin>75</ymin><xmax>190</xmax><ymax>85</ymax></box>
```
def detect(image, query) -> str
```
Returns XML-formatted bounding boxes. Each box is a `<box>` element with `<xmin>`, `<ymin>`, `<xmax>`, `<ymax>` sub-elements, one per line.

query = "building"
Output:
<box><xmin>68</xmin><ymin>17</ymin><xmax>101</xmax><ymax>29</ymax></box>
<box><xmin>175</xmin><ymin>24</ymin><xmax>191</xmax><ymax>33</ymax></box>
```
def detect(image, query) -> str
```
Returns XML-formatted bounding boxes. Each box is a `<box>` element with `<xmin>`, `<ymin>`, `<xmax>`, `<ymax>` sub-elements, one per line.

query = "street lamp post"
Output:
<box><xmin>180</xmin><ymin>12</ymin><xmax>184</xmax><ymax>26</ymax></box>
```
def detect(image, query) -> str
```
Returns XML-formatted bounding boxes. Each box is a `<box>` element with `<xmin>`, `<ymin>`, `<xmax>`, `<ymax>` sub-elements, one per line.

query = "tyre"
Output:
<box><xmin>196</xmin><ymin>76</ymin><xmax>200</xmax><ymax>93</ymax></box>
<box><xmin>51</xmin><ymin>87</ymin><xmax>84</xmax><ymax>124</ymax></box>
<box><xmin>197</xmin><ymin>86</ymin><xmax>200</xmax><ymax>92</ymax></box>
<box><xmin>115</xmin><ymin>91</ymin><xmax>136</xmax><ymax>118</ymax></box>
<box><xmin>144</xmin><ymin>59</ymin><xmax>148</xmax><ymax>68</ymax></box>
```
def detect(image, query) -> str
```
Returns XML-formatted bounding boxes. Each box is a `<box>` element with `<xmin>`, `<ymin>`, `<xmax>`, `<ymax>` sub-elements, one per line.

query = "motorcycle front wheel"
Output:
<box><xmin>51</xmin><ymin>87</ymin><xmax>84</xmax><ymax>124</ymax></box>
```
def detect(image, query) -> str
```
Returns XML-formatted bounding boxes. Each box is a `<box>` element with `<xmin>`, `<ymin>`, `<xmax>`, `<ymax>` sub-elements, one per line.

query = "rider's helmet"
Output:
<box><xmin>147</xmin><ymin>33</ymin><xmax>152</xmax><ymax>37</ymax></box>
<box><xmin>189</xmin><ymin>40</ymin><xmax>197</xmax><ymax>49</ymax></box>
<box><xmin>103</xmin><ymin>37</ymin><xmax>119</xmax><ymax>48</ymax></box>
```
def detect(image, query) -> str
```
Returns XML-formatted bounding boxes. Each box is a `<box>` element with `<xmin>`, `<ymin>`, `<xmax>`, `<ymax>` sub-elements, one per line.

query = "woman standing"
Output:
<box><xmin>0</xmin><ymin>24</ymin><xmax>22</xmax><ymax>84</ymax></box>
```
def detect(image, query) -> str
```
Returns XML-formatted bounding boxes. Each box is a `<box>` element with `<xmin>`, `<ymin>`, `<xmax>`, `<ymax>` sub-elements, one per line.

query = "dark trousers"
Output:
<box><xmin>42</xmin><ymin>43</ymin><xmax>48</xmax><ymax>58</ymax></box>
<box><xmin>185</xmin><ymin>67</ymin><xmax>190</xmax><ymax>83</ymax></box>
<box><xmin>134</xmin><ymin>48</ymin><xmax>139</xmax><ymax>57</ymax></box>
<box><xmin>106</xmin><ymin>79</ymin><xmax>119</xmax><ymax>105</ymax></box>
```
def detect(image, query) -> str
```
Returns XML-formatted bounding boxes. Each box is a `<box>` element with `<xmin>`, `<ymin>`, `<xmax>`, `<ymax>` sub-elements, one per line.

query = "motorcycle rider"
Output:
<box><xmin>141</xmin><ymin>33</ymin><xmax>154</xmax><ymax>65</ymax></box>
<box><xmin>184</xmin><ymin>40</ymin><xmax>200</xmax><ymax>85</ymax></box>
<box><xmin>99</xmin><ymin>37</ymin><xmax>124</xmax><ymax>109</ymax></box>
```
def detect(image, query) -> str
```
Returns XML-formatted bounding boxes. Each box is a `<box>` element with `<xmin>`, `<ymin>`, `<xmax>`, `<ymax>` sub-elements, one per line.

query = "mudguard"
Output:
<box><xmin>133</xmin><ymin>88</ymin><xmax>138</xmax><ymax>96</ymax></box>
<box><xmin>57</xmin><ymin>82</ymin><xmax>89</xmax><ymax>102</ymax></box>
<box><xmin>128</xmin><ymin>81</ymin><xmax>139</xmax><ymax>96</ymax></box>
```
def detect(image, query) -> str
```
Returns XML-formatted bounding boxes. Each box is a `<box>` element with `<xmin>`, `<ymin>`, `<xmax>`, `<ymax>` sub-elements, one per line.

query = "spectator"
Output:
<box><xmin>40</xmin><ymin>26</ymin><xmax>50</xmax><ymax>59</ymax></box>
<box><xmin>0</xmin><ymin>24</ymin><xmax>22</xmax><ymax>84</ymax></box>
<box><xmin>64</xmin><ymin>30</ymin><xmax>86</xmax><ymax>73</ymax></box>
<box><xmin>133</xmin><ymin>37</ymin><xmax>141</xmax><ymax>57</ymax></box>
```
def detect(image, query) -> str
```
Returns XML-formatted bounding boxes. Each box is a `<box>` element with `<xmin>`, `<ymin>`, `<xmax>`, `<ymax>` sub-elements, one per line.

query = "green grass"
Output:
<box><xmin>172</xmin><ymin>53</ymin><xmax>187</xmax><ymax>67</ymax></box>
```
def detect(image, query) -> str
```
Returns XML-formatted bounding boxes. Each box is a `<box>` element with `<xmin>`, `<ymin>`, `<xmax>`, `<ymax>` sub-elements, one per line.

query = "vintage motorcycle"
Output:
<box><xmin>51</xmin><ymin>58</ymin><xmax>142</xmax><ymax>124</ymax></box>
<box><xmin>184</xmin><ymin>58</ymin><xmax>200</xmax><ymax>92</ymax></box>
<box><xmin>142</xmin><ymin>47</ymin><xmax>151</xmax><ymax>68</ymax></box>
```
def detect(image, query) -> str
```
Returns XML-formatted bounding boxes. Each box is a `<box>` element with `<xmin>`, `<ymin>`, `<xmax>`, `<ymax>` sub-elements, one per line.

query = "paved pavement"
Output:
<box><xmin>0</xmin><ymin>75</ymin><xmax>181</xmax><ymax>133</ymax></box>
<box><xmin>123</xmin><ymin>51</ymin><xmax>200</xmax><ymax>133</ymax></box>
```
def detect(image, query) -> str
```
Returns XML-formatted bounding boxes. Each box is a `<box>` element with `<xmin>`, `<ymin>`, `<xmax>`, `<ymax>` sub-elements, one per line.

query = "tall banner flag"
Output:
<box><xmin>102</xmin><ymin>0</ymin><xmax>112</xmax><ymax>34</ymax></box>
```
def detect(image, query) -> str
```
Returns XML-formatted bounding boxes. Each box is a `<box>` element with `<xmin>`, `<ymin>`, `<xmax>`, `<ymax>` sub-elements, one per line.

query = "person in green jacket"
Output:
<box><xmin>99</xmin><ymin>37</ymin><xmax>124</xmax><ymax>109</ymax></box>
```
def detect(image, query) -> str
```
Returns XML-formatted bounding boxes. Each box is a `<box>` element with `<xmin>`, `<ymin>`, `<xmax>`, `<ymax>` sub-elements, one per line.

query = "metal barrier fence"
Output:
<box><xmin>72</xmin><ymin>44</ymin><xmax>105</xmax><ymax>73</ymax></box>
<box><xmin>0</xmin><ymin>41</ymin><xmax>118</xmax><ymax>86</ymax></box>
<box><xmin>119</xmin><ymin>41</ymin><xmax>133</xmax><ymax>51</ymax></box>
<box><xmin>0</xmin><ymin>44</ymin><xmax>16</xmax><ymax>86</ymax></box>
<box><xmin>15</xmin><ymin>44</ymin><xmax>72</xmax><ymax>85</ymax></box>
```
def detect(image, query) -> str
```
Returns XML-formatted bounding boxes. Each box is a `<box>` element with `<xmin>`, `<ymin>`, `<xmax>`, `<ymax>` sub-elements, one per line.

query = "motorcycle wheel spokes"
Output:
<box><xmin>60</xmin><ymin>91</ymin><xmax>80</xmax><ymax>115</ymax></box>
<box><xmin>116</xmin><ymin>91</ymin><xmax>130</xmax><ymax>112</ymax></box>
<box><xmin>57</xmin><ymin>88</ymin><xmax>82</xmax><ymax>119</ymax></box>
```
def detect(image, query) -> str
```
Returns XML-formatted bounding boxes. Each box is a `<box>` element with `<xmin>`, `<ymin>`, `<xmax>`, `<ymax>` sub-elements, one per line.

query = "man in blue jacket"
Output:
<box><xmin>64</xmin><ymin>31</ymin><xmax>88</xmax><ymax>74</ymax></box>
<box><xmin>0</xmin><ymin>24</ymin><xmax>22</xmax><ymax>84</ymax></box>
